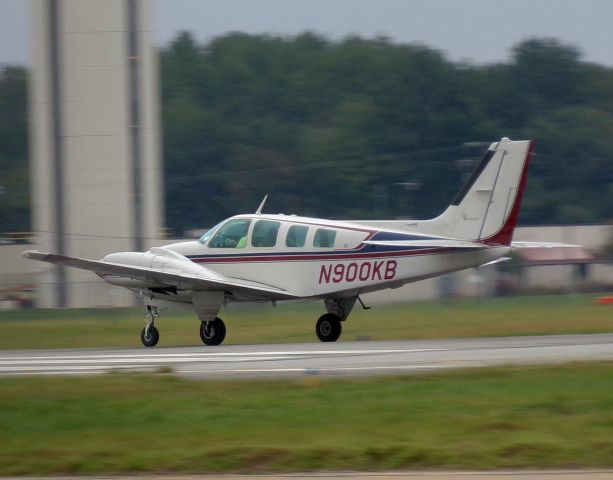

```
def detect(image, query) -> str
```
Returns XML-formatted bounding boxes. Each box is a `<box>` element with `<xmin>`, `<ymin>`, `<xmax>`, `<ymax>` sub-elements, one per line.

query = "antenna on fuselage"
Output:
<box><xmin>255</xmin><ymin>194</ymin><xmax>268</xmax><ymax>215</ymax></box>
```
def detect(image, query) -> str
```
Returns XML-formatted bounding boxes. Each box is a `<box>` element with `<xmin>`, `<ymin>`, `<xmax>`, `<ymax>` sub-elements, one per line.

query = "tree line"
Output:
<box><xmin>1</xmin><ymin>33</ymin><xmax>613</xmax><ymax>236</ymax></box>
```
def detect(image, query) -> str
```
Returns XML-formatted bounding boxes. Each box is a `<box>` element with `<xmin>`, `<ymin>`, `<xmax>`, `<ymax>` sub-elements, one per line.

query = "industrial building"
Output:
<box><xmin>28</xmin><ymin>0</ymin><xmax>163</xmax><ymax>307</ymax></box>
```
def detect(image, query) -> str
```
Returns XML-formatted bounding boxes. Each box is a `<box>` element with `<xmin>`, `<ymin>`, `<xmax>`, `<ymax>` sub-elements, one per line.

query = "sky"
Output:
<box><xmin>1</xmin><ymin>0</ymin><xmax>613</xmax><ymax>67</ymax></box>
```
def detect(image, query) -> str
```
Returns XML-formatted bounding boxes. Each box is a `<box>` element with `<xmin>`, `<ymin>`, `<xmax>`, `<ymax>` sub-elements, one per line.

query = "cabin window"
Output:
<box><xmin>313</xmin><ymin>228</ymin><xmax>336</xmax><ymax>248</ymax></box>
<box><xmin>286</xmin><ymin>225</ymin><xmax>309</xmax><ymax>247</ymax></box>
<box><xmin>251</xmin><ymin>220</ymin><xmax>281</xmax><ymax>247</ymax></box>
<box><xmin>208</xmin><ymin>219</ymin><xmax>251</xmax><ymax>248</ymax></box>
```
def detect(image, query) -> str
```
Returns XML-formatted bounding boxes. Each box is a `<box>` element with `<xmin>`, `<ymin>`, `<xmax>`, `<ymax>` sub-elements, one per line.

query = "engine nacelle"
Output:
<box><xmin>99</xmin><ymin>248</ymin><xmax>209</xmax><ymax>289</ymax></box>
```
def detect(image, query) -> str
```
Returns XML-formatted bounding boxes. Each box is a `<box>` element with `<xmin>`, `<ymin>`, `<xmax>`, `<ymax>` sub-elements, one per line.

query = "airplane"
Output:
<box><xmin>24</xmin><ymin>137</ymin><xmax>557</xmax><ymax>347</ymax></box>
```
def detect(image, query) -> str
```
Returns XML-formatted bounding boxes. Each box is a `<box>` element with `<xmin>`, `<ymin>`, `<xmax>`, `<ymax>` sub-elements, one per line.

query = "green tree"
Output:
<box><xmin>2</xmin><ymin>34</ymin><xmax>613</xmax><ymax>237</ymax></box>
<box><xmin>523</xmin><ymin>106</ymin><xmax>613</xmax><ymax>223</ymax></box>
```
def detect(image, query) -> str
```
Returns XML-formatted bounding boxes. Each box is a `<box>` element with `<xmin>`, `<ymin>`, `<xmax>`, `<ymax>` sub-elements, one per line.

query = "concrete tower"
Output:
<box><xmin>29</xmin><ymin>0</ymin><xmax>163</xmax><ymax>307</ymax></box>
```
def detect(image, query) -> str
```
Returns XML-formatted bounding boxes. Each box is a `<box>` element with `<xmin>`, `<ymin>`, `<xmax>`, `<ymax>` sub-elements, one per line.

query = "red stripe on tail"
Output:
<box><xmin>481</xmin><ymin>140</ymin><xmax>534</xmax><ymax>246</ymax></box>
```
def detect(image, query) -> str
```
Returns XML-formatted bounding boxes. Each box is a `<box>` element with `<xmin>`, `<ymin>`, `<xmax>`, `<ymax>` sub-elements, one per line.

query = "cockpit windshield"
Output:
<box><xmin>198</xmin><ymin>221</ymin><xmax>224</xmax><ymax>245</ymax></box>
<box><xmin>208</xmin><ymin>219</ymin><xmax>252</xmax><ymax>248</ymax></box>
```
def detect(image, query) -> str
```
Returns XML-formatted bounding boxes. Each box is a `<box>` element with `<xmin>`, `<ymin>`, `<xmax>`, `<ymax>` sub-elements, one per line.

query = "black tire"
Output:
<box><xmin>315</xmin><ymin>313</ymin><xmax>342</xmax><ymax>342</ymax></box>
<box><xmin>200</xmin><ymin>317</ymin><xmax>226</xmax><ymax>346</ymax></box>
<box><xmin>140</xmin><ymin>325</ymin><xmax>159</xmax><ymax>347</ymax></box>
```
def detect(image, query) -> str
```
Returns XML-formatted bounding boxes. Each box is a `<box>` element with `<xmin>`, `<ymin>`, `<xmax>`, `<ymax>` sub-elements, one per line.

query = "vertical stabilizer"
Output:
<box><xmin>416</xmin><ymin>138</ymin><xmax>533</xmax><ymax>245</ymax></box>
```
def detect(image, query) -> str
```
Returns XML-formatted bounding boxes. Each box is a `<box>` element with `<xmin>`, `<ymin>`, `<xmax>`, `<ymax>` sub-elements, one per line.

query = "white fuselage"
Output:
<box><xmin>154</xmin><ymin>214</ymin><xmax>508</xmax><ymax>302</ymax></box>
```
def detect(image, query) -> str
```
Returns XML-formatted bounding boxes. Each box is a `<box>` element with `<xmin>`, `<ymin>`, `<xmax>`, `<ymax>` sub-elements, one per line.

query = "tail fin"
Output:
<box><xmin>418</xmin><ymin>138</ymin><xmax>533</xmax><ymax>245</ymax></box>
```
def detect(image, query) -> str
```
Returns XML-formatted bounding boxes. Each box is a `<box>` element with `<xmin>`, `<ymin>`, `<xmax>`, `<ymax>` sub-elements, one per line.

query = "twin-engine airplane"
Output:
<box><xmin>25</xmin><ymin>137</ymin><xmax>552</xmax><ymax>347</ymax></box>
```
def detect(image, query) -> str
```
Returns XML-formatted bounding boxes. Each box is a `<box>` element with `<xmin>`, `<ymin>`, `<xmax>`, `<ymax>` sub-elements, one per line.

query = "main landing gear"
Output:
<box><xmin>140</xmin><ymin>304</ymin><xmax>228</xmax><ymax>347</ymax></box>
<box><xmin>315</xmin><ymin>297</ymin><xmax>359</xmax><ymax>343</ymax></box>
<box><xmin>199</xmin><ymin>317</ymin><xmax>226</xmax><ymax>346</ymax></box>
<box><xmin>316</xmin><ymin>313</ymin><xmax>342</xmax><ymax>342</ymax></box>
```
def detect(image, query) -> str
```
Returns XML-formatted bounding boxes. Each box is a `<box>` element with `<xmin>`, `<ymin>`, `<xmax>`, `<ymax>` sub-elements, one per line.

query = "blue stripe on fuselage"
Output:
<box><xmin>370</xmin><ymin>231</ymin><xmax>440</xmax><ymax>241</ymax></box>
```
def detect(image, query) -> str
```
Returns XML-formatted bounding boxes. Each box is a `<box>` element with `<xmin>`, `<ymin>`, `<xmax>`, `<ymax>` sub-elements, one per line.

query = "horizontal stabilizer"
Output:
<box><xmin>479</xmin><ymin>257</ymin><xmax>511</xmax><ymax>267</ymax></box>
<box><xmin>511</xmin><ymin>241</ymin><xmax>580</xmax><ymax>249</ymax></box>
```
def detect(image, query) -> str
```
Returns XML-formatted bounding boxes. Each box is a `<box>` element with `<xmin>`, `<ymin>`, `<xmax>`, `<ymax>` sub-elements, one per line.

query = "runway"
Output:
<box><xmin>1</xmin><ymin>333</ymin><xmax>613</xmax><ymax>378</ymax></box>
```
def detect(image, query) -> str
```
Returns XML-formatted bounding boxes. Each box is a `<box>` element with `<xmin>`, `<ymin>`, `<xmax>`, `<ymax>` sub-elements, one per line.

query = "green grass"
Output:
<box><xmin>0</xmin><ymin>293</ymin><xmax>612</xmax><ymax>349</ymax></box>
<box><xmin>1</xmin><ymin>363</ymin><xmax>613</xmax><ymax>474</ymax></box>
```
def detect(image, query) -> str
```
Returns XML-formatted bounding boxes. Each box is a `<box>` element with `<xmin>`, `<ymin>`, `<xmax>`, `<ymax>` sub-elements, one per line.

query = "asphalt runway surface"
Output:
<box><xmin>1</xmin><ymin>333</ymin><xmax>613</xmax><ymax>378</ymax></box>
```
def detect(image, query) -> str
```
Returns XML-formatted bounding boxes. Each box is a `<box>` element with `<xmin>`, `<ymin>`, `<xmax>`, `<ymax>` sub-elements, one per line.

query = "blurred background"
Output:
<box><xmin>0</xmin><ymin>0</ymin><xmax>612</xmax><ymax>308</ymax></box>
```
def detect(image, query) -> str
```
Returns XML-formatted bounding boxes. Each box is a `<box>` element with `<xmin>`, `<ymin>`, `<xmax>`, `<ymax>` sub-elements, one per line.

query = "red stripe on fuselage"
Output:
<box><xmin>190</xmin><ymin>247</ymin><xmax>471</xmax><ymax>264</ymax></box>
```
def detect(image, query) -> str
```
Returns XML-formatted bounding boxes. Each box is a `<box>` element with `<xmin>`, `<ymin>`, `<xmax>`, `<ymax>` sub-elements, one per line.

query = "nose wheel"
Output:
<box><xmin>141</xmin><ymin>305</ymin><xmax>160</xmax><ymax>347</ymax></box>
<box><xmin>200</xmin><ymin>317</ymin><xmax>226</xmax><ymax>346</ymax></box>
<box><xmin>140</xmin><ymin>324</ymin><xmax>159</xmax><ymax>347</ymax></box>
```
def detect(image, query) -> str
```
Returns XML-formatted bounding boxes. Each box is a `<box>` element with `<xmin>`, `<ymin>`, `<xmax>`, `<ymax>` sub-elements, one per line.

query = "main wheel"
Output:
<box><xmin>140</xmin><ymin>325</ymin><xmax>159</xmax><ymax>347</ymax></box>
<box><xmin>315</xmin><ymin>313</ymin><xmax>342</xmax><ymax>342</ymax></box>
<box><xmin>200</xmin><ymin>317</ymin><xmax>226</xmax><ymax>346</ymax></box>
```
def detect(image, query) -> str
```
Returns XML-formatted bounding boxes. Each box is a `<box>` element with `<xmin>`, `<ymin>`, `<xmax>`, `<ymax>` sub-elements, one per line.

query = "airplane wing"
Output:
<box><xmin>363</xmin><ymin>239</ymin><xmax>487</xmax><ymax>249</ymax></box>
<box><xmin>22</xmin><ymin>250</ymin><xmax>299</xmax><ymax>300</ymax></box>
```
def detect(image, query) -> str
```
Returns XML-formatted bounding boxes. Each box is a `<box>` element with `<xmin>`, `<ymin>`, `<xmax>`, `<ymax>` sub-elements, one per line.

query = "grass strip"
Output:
<box><xmin>1</xmin><ymin>293</ymin><xmax>612</xmax><ymax>349</ymax></box>
<box><xmin>1</xmin><ymin>362</ymin><xmax>613</xmax><ymax>474</ymax></box>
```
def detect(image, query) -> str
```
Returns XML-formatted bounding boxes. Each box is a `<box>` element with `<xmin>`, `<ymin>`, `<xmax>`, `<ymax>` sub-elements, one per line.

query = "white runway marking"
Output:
<box><xmin>0</xmin><ymin>347</ymin><xmax>442</xmax><ymax>361</ymax></box>
<box><xmin>1</xmin><ymin>335</ymin><xmax>613</xmax><ymax>378</ymax></box>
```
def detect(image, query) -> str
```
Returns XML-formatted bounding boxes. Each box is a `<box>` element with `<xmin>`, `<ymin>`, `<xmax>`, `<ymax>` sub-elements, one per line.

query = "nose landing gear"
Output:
<box><xmin>140</xmin><ymin>305</ymin><xmax>160</xmax><ymax>347</ymax></box>
<box><xmin>139</xmin><ymin>305</ymin><xmax>227</xmax><ymax>347</ymax></box>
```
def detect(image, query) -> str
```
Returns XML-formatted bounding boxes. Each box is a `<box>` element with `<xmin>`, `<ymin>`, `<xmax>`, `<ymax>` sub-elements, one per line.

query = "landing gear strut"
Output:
<box><xmin>200</xmin><ymin>317</ymin><xmax>226</xmax><ymax>346</ymax></box>
<box><xmin>140</xmin><ymin>305</ymin><xmax>160</xmax><ymax>347</ymax></box>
